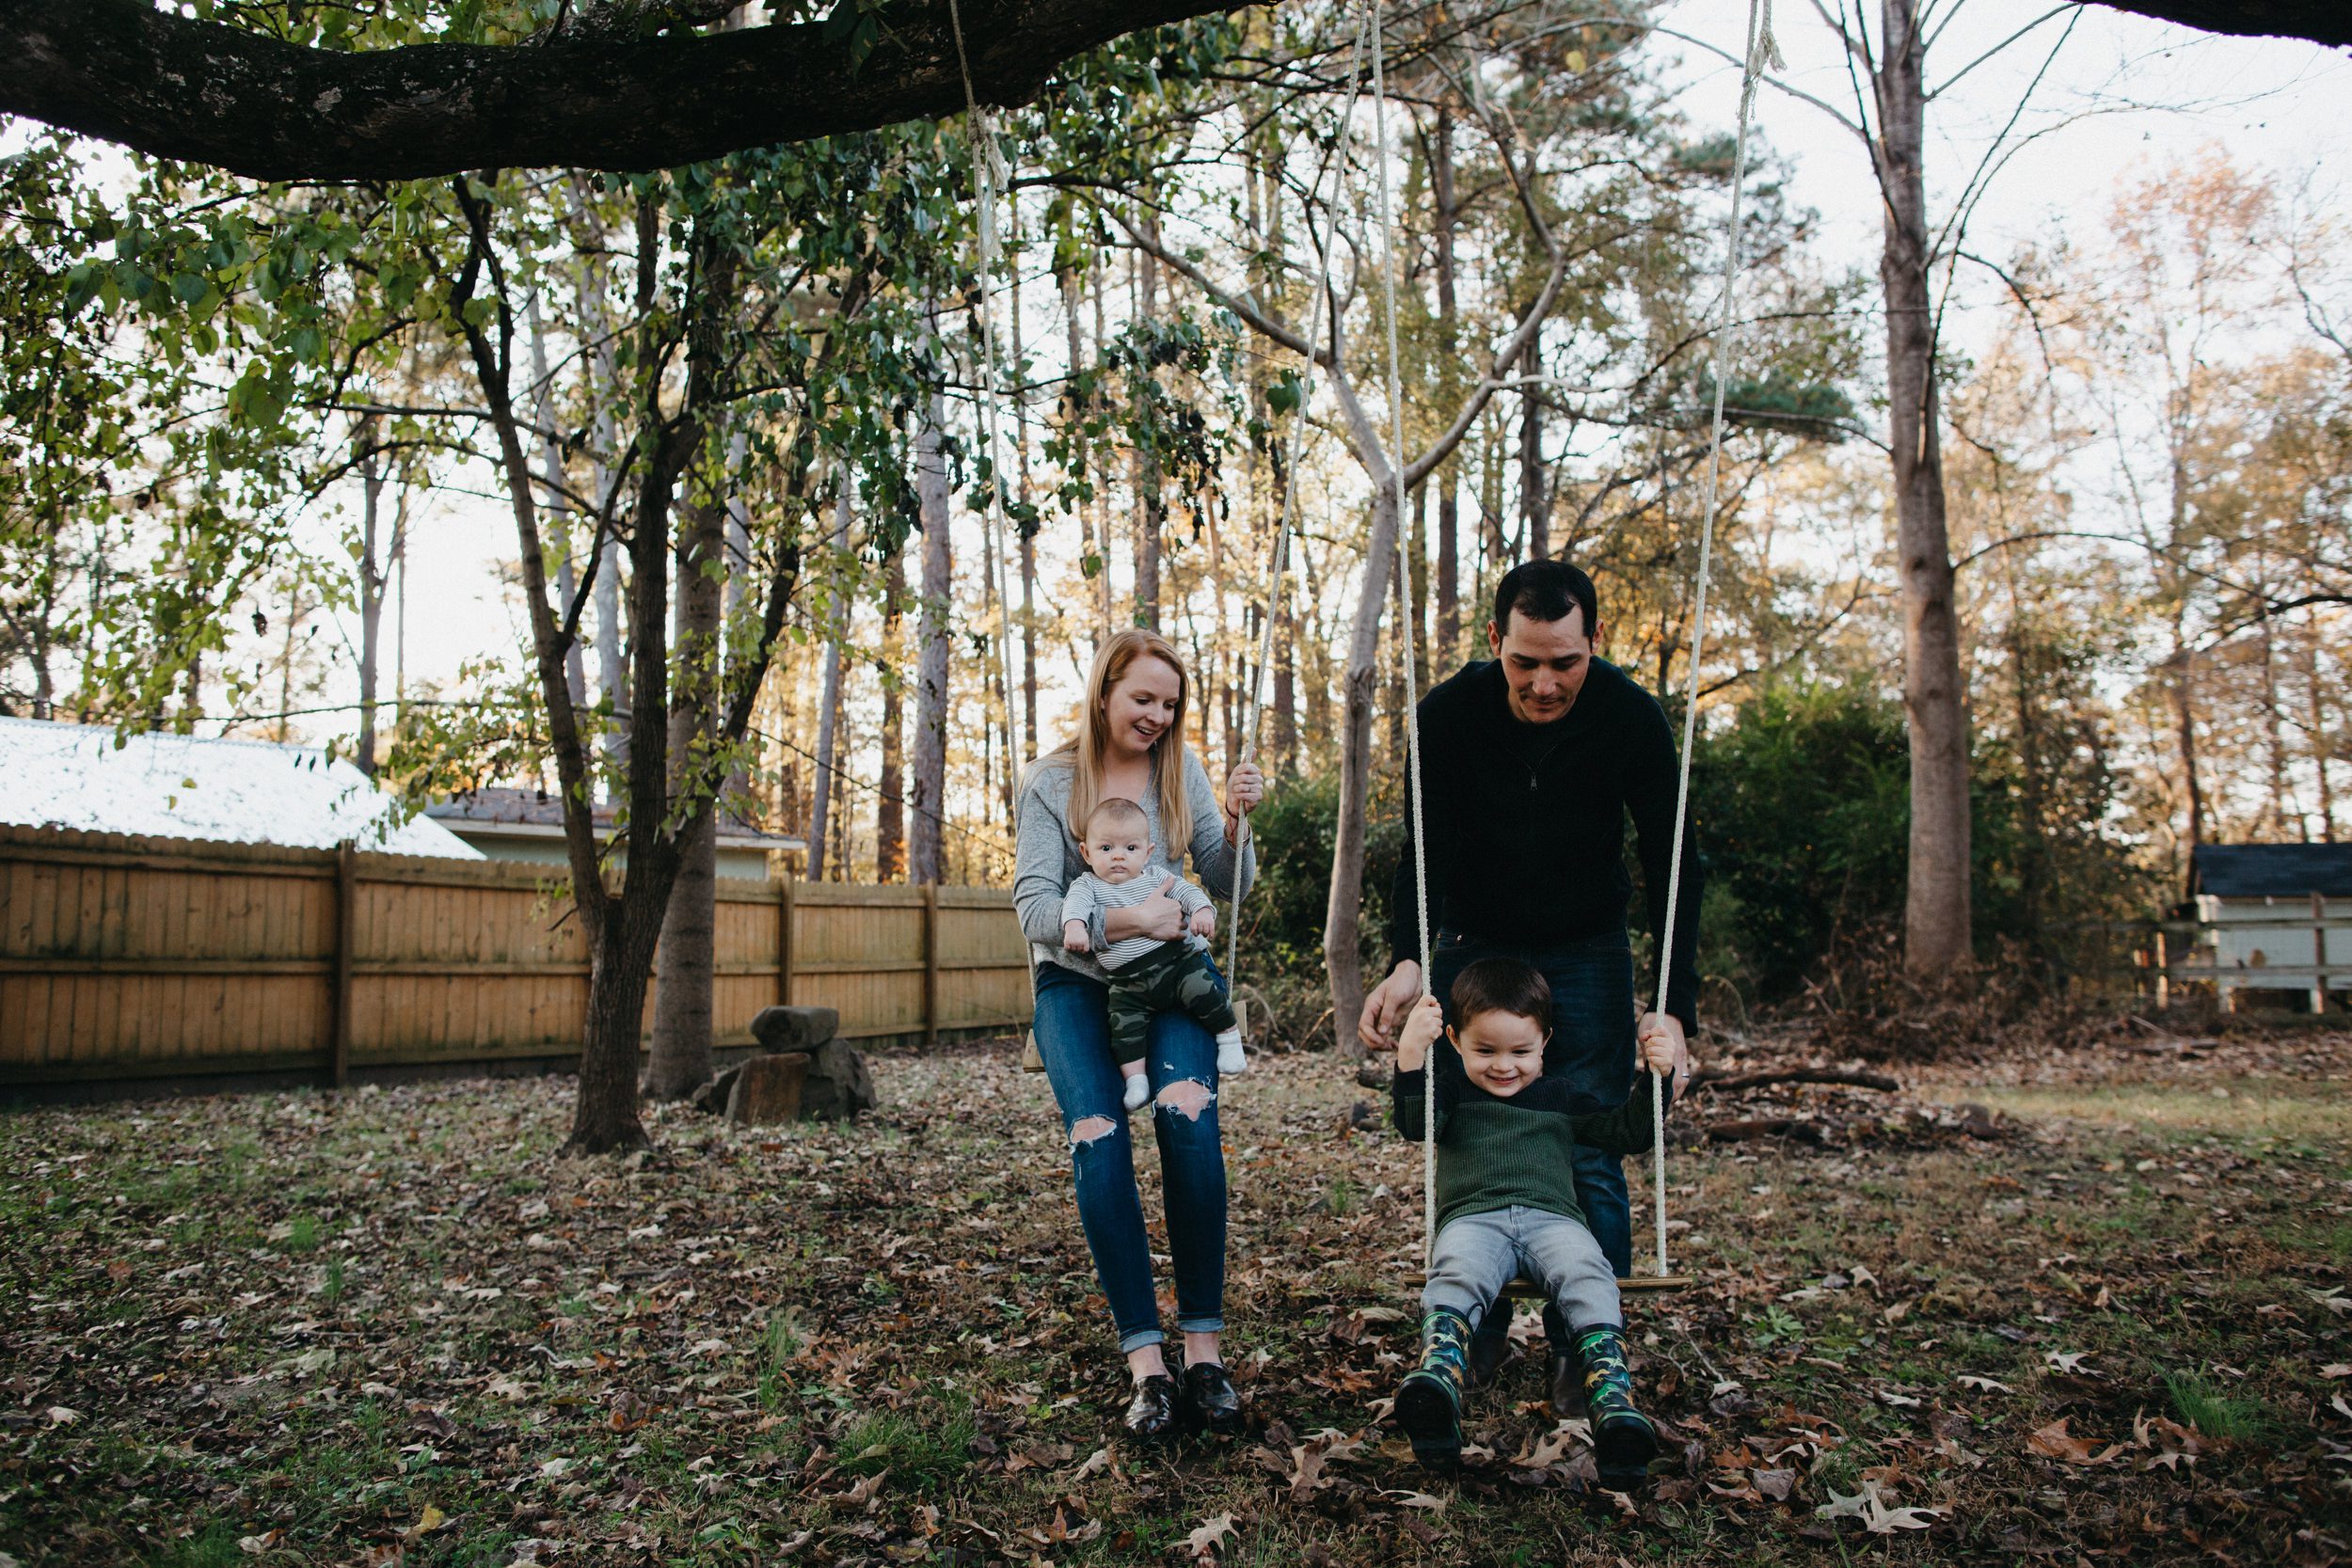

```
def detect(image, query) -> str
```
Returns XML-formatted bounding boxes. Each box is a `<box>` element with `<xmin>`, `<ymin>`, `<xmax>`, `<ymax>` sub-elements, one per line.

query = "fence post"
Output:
<box><xmin>329</xmin><ymin>840</ymin><xmax>357</xmax><ymax>1088</ymax></box>
<box><xmin>2316</xmin><ymin>892</ymin><xmax>2331</xmax><ymax>1017</ymax></box>
<box><xmin>778</xmin><ymin>876</ymin><xmax>796</xmax><ymax>1006</ymax></box>
<box><xmin>2153</xmin><ymin>927</ymin><xmax>2169</xmax><ymax>1011</ymax></box>
<box><xmin>922</xmin><ymin>882</ymin><xmax>941</xmax><ymax>1052</ymax></box>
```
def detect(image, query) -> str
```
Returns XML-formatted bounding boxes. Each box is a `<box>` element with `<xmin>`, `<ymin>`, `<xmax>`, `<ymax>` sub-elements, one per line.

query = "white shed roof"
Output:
<box><xmin>0</xmin><ymin>717</ymin><xmax>482</xmax><ymax>858</ymax></box>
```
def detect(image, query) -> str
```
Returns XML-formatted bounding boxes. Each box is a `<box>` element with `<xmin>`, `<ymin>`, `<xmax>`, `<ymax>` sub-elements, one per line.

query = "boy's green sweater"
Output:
<box><xmin>1392</xmin><ymin>1060</ymin><xmax>1667</xmax><ymax>1234</ymax></box>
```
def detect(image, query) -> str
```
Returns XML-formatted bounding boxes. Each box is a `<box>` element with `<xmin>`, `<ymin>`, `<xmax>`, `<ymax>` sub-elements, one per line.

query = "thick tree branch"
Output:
<box><xmin>2079</xmin><ymin>0</ymin><xmax>2351</xmax><ymax>46</ymax></box>
<box><xmin>0</xmin><ymin>0</ymin><xmax>1242</xmax><ymax>182</ymax></box>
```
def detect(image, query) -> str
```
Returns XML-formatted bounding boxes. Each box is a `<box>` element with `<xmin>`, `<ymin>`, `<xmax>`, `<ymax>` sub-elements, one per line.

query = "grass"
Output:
<box><xmin>4</xmin><ymin>1037</ymin><xmax>2350</xmax><ymax>1565</ymax></box>
<box><xmin>2165</xmin><ymin>1369</ymin><xmax>2272</xmax><ymax>1442</ymax></box>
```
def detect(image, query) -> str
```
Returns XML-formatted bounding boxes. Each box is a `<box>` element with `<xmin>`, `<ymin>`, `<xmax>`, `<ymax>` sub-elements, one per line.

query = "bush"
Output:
<box><xmin>1230</xmin><ymin>768</ymin><xmax>1402</xmax><ymax>1044</ymax></box>
<box><xmin>1692</xmin><ymin>686</ymin><xmax>1912</xmax><ymax>1000</ymax></box>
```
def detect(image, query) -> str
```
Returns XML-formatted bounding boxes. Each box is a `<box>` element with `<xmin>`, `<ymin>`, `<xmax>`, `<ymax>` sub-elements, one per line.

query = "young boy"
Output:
<box><xmin>1060</xmin><ymin>797</ymin><xmax>1248</xmax><ymax>1110</ymax></box>
<box><xmin>1389</xmin><ymin>957</ymin><xmax>1677</xmax><ymax>1484</ymax></box>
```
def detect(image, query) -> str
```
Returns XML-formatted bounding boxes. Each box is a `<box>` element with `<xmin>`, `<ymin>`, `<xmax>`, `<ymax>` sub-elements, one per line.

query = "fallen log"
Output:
<box><xmin>1688</xmin><ymin>1066</ymin><xmax>1900</xmax><ymax>1095</ymax></box>
<box><xmin>1704</xmin><ymin>1117</ymin><xmax>1831</xmax><ymax>1146</ymax></box>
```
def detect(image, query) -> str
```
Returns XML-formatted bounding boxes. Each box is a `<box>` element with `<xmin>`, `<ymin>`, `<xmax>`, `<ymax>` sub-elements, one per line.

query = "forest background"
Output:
<box><xmin>3</xmin><ymin>0</ymin><xmax>2347</xmax><ymax>1106</ymax></box>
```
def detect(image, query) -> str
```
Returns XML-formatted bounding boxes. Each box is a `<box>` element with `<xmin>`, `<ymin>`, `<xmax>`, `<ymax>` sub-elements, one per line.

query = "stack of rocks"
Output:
<box><xmin>688</xmin><ymin>1005</ymin><xmax>876</xmax><ymax>1124</ymax></box>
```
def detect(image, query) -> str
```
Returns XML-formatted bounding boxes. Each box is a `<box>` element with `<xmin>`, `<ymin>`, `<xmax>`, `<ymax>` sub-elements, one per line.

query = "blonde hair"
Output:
<box><xmin>1039</xmin><ymin>628</ymin><xmax>1194</xmax><ymax>857</ymax></box>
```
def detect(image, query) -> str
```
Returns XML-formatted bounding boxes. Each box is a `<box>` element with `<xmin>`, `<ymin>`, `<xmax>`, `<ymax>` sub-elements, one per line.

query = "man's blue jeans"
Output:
<box><xmin>1428</xmin><ymin>927</ymin><xmax>1637</xmax><ymax>1344</ymax></box>
<box><xmin>1031</xmin><ymin>961</ymin><xmax>1227</xmax><ymax>1354</ymax></box>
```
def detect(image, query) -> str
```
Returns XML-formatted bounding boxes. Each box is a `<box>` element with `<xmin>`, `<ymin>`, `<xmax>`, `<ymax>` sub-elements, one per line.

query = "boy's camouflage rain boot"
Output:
<box><xmin>1576</xmin><ymin>1326</ymin><xmax>1659</xmax><ymax>1489</ymax></box>
<box><xmin>1394</xmin><ymin>1307</ymin><xmax>1472</xmax><ymax>1471</ymax></box>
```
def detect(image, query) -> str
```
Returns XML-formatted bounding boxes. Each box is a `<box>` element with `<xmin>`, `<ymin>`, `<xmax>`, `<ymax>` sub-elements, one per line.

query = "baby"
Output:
<box><xmin>1060</xmin><ymin>797</ymin><xmax>1248</xmax><ymax>1109</ymax></box>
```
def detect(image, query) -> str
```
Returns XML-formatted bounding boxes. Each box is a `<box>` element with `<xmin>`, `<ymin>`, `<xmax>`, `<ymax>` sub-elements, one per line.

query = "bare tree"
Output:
<box><xmin>910</xmin><ymin>382</ymin><xmax>954</xmax><ymax>885</ymax></box>
<box><xmin>807</xmin><ymin>483</ymin><xmax>850</xmax><ymax>882</ymax></box>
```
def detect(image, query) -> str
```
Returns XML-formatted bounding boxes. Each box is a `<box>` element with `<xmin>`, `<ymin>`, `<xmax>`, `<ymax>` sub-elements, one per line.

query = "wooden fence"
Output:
<box><xmin>0</xmin><ymin>824</ymin><xmax>1034</xmax><ymax>1092</ymax></box>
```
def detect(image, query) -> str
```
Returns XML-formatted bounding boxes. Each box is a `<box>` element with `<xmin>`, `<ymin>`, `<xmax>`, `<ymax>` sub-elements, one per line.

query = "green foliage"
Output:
<box><xmin>1694</xmin><ymin>686</ymin><xmax>1913</xmax><ymax>998</ymax></box>
<box><xmin>1234</xmin><ymin>769</ymin><xmax>1404</xmax><ymax>989</ymax></box>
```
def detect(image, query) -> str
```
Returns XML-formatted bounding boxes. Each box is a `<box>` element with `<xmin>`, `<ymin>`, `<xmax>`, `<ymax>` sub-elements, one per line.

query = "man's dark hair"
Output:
<box><xmin>1450</xmin><ymin>957</ymin><xmax>1552</xmax><ymax>1033</ymax></box>
<box><xmin>1491</xmin><ymin>559</ymin><xmax>1599</xmax><ymax>640</ymax></box>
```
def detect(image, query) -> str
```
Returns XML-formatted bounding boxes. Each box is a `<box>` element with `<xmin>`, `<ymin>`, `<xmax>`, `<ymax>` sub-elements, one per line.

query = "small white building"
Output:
<box><xmin>0</xmin><ymin>716</ymin><xmax>481</xmax><ymax>857</ymax></box>
<box><xmin>425</xmin><ymin>786</ymin><xmax>802</xmax><ymax>881</ymax></box>
<box><xmin>2185</xmin><ymin>844</ymin><xmax>2350</xmax><ymax>1012</ymax></box>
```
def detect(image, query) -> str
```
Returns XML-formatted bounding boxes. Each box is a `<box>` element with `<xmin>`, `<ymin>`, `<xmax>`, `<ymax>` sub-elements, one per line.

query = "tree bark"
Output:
<box><xmin>1519</xmin><ymin>333</ymin><xmax>1547</xmax><ymax>562</ymax></box>
<box><xmin>1135</xmin><ymin>231</ymin><xmax>1164</xmax><ymax>630</ymax></box>
<box><xmin>1432</xmin><ymin>106</ymin><xmax>1461</xmax><ymax>660</ymax></box>
<box><xmin>807</xmin><ymin>483</ymin><xmax>850</xmax><ymax>882</ymax></box>
<box><xmin>1323</xmin><ymin>484</ymin><xmax>1402</xmax><ymax>1060</ymax></box>
<box><xmin>1877</xmin><ymin>0</ymin><xmax>1973</xmax><ymax>974</ymax></box>
<box><xmin>355</xmin><ymin>427</ymin><xmax>386</xmax><ymax>775</ymax></box>
<box><xmin>645</xmin><ymin>472</ymin><xmax>727</xmax><ymax>1103</ymax></box>
<box><xmin>2312</xmin><ymin>628</ymin><xmax>2337</xmax><ymax>843</ymax></box>
<box><xmin>877</xmin><ymin>550</ymin><xmax>907</xmax><ymax>882</ymax></box>
<box><xmin>1</xmin><ymin>0</ymin><xmax>1250</xmax><ymax>182</ymax></box>
<box><xmin>528</xmin><ymin>293</ymin><xmax>590</xmax><ymax>713</ymax></box>
<box><xmin>570</xmin><ymin>182</ymin><xmax>631</xmax><ymax>798</ymax></box>
<box><xmin>911</xmin><ymin>387</ymin><xmax>953</xmax><ymax>885</ymax></box>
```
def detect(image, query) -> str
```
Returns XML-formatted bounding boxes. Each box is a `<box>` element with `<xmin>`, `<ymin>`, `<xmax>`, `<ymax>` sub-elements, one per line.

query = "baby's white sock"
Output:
<box><xmin>1215</xmin><ymin>1027</ymin><xmax>1247</xmax><ymax>1076</ymax></box>
<box><xmin>1121</xmin><ymin>1071</ymin><xmax>1150</xmax><ymax>1111</ymax></box>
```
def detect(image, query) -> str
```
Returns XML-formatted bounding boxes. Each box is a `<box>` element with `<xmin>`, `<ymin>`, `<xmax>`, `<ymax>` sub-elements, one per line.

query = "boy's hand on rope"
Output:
<box><xmin>1392</xmin><ymin>993</ymin><xmax>1443</xmax><ymax>1072</ymax></box>
<box><xmin>1636</xmin><ymin>1011</ymin><xmax>1692</xmax><ymax>1096</ymax></box>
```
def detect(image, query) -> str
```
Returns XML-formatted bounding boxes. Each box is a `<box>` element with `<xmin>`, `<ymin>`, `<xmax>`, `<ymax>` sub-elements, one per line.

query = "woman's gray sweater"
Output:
<box><xmin>1014</xmin><ymin>748</ymin><xmax>1256</xmax><ymax>982</ymax></box>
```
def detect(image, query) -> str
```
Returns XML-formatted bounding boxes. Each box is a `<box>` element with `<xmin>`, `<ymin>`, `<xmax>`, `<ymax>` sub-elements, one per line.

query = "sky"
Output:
<box><xmin>287</xmin><ymin>1</ymin><xmax>2350</xmax><ymax>754</ymax></box>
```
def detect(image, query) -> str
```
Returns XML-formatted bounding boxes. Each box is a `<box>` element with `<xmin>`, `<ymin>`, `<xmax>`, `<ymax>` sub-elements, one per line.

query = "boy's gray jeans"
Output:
<box><xmin>1422</xmin><ymin>1205</ymin><xmax>1622</xmax><ymax>1334</ymax></box>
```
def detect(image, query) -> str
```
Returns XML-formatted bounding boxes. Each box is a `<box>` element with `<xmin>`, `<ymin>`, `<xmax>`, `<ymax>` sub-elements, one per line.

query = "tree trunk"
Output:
<box><xmin>1021</xmin><ymin>522</ymin><xmax>1039</xmax><ymax>765</ymax></box>
<box><xmin>807</xmin><ymin>482</ymin><xmax>850</xmax><ymax>882</ymax></box>
<box><xmin>877</xmin><ymin>549</ymin><xmax>906</xmax><ymax>881</ymax></box>
<box><xmin>1135</xmin><ymin>230</ymin><xmax>1163</xmax><ymax>628</ymax></box>
<box><xmin>645</xmin><ymin>472</ymin><xmax>727</xmax><ymax>1102</ymax></box>
<box><xmin>1878</xmin><ymin>0</ymin><xmax>1971</xmax><ymax>974</ymax></box>
<box><xmin>2312</xmin><ymin>627</ymin><xmax>2337</xmax><ymax>843</ymax></box>
<box><xmin>2172</xmin><ymin>634</ymin><xmax>2207</xmax><ymax>851</ymax></box>
<box><xmin>1519</xmin><ymin>334</ymin><xmax>1547</xmax><ymax>562</ymax></box>
<box><xmin>355</xmin><ymin>428</ymin><xmax>385</xmax><ymax>775</ymax></box>
<box><xmin>1323</xmin><ymin>484</ymin><xmax>1401</xmax><ymax>1059</ymax></box>
<box><xmin>528</xmin><ymin>293</ymin><xmax>590</xmax><ymax>713</ymax></box>
<box><xmin>1433</xmin><ymin>106</ymin><xmax>1460</xmax><ymax>659</ymax></box>
<box><xmin>910</xmin><ymin>387</ymin><xmax>952</xmax><ymax>885</ymax></box>
<box><xmin>570</xmin><ymin>225</ymin><xmax>632</xmax><ymax>798</ymax></box>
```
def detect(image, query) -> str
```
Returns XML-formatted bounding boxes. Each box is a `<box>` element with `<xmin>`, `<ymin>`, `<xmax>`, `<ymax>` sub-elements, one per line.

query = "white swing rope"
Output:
<box><xmin>1361</xmin><ymin>0</ymin><xmax>1441</xmax><ymax>1271</ymax></box>
<box><xmin>1223</xmin><ymin>20</ymin><xmax>1374</xmax><ymax>1027</ymax></box>
<box><xmin>1365</xmin><ymin>0</ymin><xmax>1779</xmax><ymax>1275</ymax></box>
<box><xmin>946</xmin><ymin>0</ymin><xmax>1025</xmax><ymax>841</ymax></box>
<box><xmin>1642</xmin><ymin>0</ymin><xmax>1778</xmax><ymax>1281</ymax></box>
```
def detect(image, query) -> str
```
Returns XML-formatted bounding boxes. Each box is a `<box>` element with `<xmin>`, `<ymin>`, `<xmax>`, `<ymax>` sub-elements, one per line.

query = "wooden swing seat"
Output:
<box><xmin>1407</xmin><ymin>1271</ymin><xmax>1693</xmax><ymax>1296</ymax></box>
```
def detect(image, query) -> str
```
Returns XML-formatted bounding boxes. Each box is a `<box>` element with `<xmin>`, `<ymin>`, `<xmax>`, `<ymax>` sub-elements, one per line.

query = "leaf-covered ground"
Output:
<box><xmin>4</xmin><ymin>1025</ymin><xmax>2350</xmax><ymax>1566</ymax></box>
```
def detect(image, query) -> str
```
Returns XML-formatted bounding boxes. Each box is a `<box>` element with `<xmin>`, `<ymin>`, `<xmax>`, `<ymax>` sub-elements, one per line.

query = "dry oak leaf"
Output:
<box><xmin>1181</xmin><ymin>1513</ymin><xmax>1239</xmax><ymax>1560</ymax></box>
<box><xmin>1816</xmin><ymin>1481</ymin><xmax>1940</xmax><ymax>1534</ymax></box>
<box><xmin>2026</xmin><ymin>1418</ymin><xmax>2123</xmax><ymax>1466</ymax></box>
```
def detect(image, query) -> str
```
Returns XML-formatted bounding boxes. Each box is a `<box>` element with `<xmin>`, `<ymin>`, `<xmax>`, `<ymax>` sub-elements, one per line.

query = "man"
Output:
<box><xmin>1361</xmin><ymin>558</ymin><xmax>1700</xmax><ymax>1410</ymax></box>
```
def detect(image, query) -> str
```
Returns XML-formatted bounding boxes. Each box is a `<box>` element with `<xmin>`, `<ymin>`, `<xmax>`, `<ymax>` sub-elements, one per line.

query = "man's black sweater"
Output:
<box><xmin>1388</xmin><ymin>657</ymin><xmax>1703</xmax><ymax>1031</ymax></box>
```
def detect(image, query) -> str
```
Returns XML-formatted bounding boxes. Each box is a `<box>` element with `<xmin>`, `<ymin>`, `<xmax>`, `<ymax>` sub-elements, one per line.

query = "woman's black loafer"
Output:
<box><xmin>1180</xmin><ymin>1360</ymin><xmax>1246</xmax><ymax>1436</ymax></box>
<box><xmin>1122</xmin><ymin>1373</ymin><xmax>1180</xmax><ymax>1441</ymax></box>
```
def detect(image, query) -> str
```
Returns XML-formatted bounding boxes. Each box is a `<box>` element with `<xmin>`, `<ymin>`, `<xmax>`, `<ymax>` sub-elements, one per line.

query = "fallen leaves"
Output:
<box><xmin>2026</xmin><ymin>1418</ymin><xmax>2124</xmax><ymax>1466</ymax></box>
<box><xmin>1816</xmin><ymin>1481</ymin><xmax>1942</xmax><ymax>1534</ymax></box>
<box><xmin>1180</xmin><ymin>1512</ymin><xmax>1238</xmax><ymax>1560</ymax></box>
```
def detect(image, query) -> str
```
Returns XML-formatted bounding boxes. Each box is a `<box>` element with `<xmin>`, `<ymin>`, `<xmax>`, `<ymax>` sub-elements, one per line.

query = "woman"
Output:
<box><xmin>1014</xmin><ymin>628</ymin><xmax>1263</xmax><ymax>1438</ymax></box>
